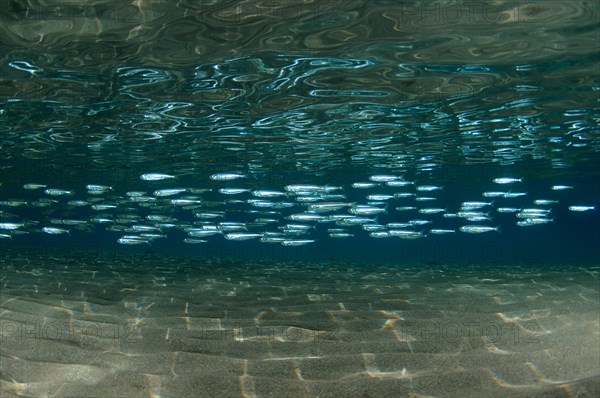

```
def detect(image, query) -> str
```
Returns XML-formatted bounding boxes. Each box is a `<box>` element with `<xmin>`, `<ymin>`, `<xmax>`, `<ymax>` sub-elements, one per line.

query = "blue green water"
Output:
<box><xmin>0</xmin><ymin>1</ymin><xmax>599</xmax><ymax>396</ymax></box>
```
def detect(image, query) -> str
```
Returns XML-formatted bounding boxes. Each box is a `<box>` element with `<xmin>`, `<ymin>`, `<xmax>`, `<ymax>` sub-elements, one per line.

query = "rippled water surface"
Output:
<box><xmin>2</xmin><ymin>0</ymin><xmax>599</xmax><ymax>173</ymax></box>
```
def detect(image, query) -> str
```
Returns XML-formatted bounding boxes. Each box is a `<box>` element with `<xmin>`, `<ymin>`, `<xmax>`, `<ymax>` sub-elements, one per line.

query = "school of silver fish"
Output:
<box><xmin>0</xmin><ymin>173</ymin><xmax>595</xmax><ymax>246</ymax></box>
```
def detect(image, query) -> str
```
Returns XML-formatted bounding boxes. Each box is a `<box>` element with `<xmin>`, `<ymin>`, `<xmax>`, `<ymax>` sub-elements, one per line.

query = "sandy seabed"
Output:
<box><xmin>1</xmin><ymin>247</ymin><xmax>599</xmax><ymax>397</ymax></box>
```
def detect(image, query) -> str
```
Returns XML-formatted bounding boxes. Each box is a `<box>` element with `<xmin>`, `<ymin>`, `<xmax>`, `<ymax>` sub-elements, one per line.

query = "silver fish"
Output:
<box><xmin>23</xmin><ymin>183</ymin><xmax>47</xmax><ymax>190</ymax></box>
<box><xmin>210</xmin><ymin>173</ymin><xmax>246</xmax><ymax>181</ymax></box>
<box><xmin>385</xmin><ymin>180</ymin><xmax>414</xmax><ymax>187</ymax></box>
<box><xmin>225</xmin><ymin>233</ymin><xmax>262</xmax><ymax>240</ymax></box>
<box><xmin>154</xmin><ymin>188</ymin><xmax>187</xmax><ymax>197</ymax></box>
<box><xmin>429</xmin><ymin>229</ymin><xmax>456</xmax><ymax>234</ymax></box>
<box><xmin>418</xmin><ymin>208</ymin><xmax>446</xmax><ymax>214</ymax></box>
<box><xmin>281</xmin><ymin>239</ymin><xmax>315</xmax><ymax>246</ymax></box>
<box><xmin>533</xmin><ymin>199</ymin><xmax>558</xmax><ymax>205</ymax></box>
<box><xmin>368</xmin><ymin>175</ymin><xmax>398</xmax><ymax>182</ymax></box>
<box><xmin>352</xmin><ymin>182</ymin><xmax>378</xmax><ymax>188</ymax></box>
<box><xmin>568</xmin><ymin>206</ymin><xmax>595</xmax><ymax>212</ymax></box>
<box><xmin>42</xmin><ymin>227</ymin><xmax>70</xmax><ymax>234</ymax></box>
<box><xmin>140</xmin><ymin>173</ymin><xmax>175</xmax><ymax>181</ymax></box>
<box><xmin>349</xmin><ymin>205</ymin><xmax>387</xmax><ymax>215</ymax></box>
<box><xmin>416</xmin><ymin>185</ymin><xmax>442</xmax><ymax>191</ymax></box>
<box><xmin>219</xmin><ymin>188</ymin><xmax>249</xmax><ymax>195</ymax></box>
<box><xmin>0</xmin><ymin>222</ymin><xmax>24</xmax><ymax>230</ymax></box>
<box><xmin>493</xmin><ymin>178</ymin><xmax>522</xmax><ymax>184</ymax></box>
<box><xmin>459</xmin><ymin>225</ymin><xmax>499</xmax><ymax>233</ymax></box>
<box><xmin>44</xmin><ymin>189</ymin><xmax>73</xmax><ymax>196</ymax></box>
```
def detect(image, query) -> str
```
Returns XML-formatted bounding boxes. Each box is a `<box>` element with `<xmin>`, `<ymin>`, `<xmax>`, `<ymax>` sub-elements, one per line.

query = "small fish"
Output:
<box><xmin>210</xmin><ymin>173</ymin><xmax>246</xmax><ymax>181</ymax></box>
<box><xmin>386</xmin><ymin>222</ymin><xmax>412</xmax><ymax>228</ymax></box>
<box><xmin>146</xmin><ymin>215</ymin><xmax>174</xmax><ymax>222</ymax></box>
<box><xmin>67</xmin><ymin>200</ymin><xmax>90</xmax><ymax>207</ymax></box>
<box><xmin>183</xmin><ymin>238</ymin><xmax>207</xmax><ymax>244</ymax></box>
<box><xmin>457</xmin><ymin>211</ymin><xmax>488</xmax><ymax>218</ymax></box>
<box><xmin>91</xmin><ymin>204</ymin><xmax>117</xmax><ymax>210</ymax></box>
<box><xmin>349</xmin><ymin>205</ymin><xmax>387</xmax><ymax>216</ymax></box>
<box><xmin>252</xmin><ymin>190</ymin><xmax>287</xmax><ymax>198</ymax></box>
<box><xmin>551</xmin><ymin>185</ymin><xmax>573</xmax><ymax>190</ymax></box>
<box><xmin>395</xmin><ymin>206</ymin><xmax>417</xmax><ymax>211</ymax></box>
<box><xmin>464</xmin><ymin>216</ymin><xmax>492</xmax><ymax>222</ymax></box>
<box><xmin>493</xmin><ymin>178</ymin><xmax>522</xmax><ymax>184</ymax></box>
<box><xmin>295</xmin><ymin>196</ymin><xmax>322</xmax><ymax>203</ymax></box>
<box><xmin>416</xmin><ymin>185</ymin><xmax>442</xmax><ymax>191</ymax></box>
<box><xmin>367</xmin><ymin>194</ymin><xmax>394</xmax><ymax>201</ymax></box>
<box><xmin>461</xmin><ymin>201</ymin><xmax>494</xmax><ymax>209</ymax></box>
<box><xmin>140</xmin><ymin>173</ymin><xmax>175</xmax><ymax>181</ymax></box>
<box><xmin>130</xmin><ymin>225</ymin><xmax>161</xmax><ymax>232</ymax></box>
<box><xmin>126</xmin><ymin>191</ymin><xmax>146</xmax><ymax>197</ymax></box>
<box><xmin>394</xmin><ymin>193</ymin><xmax>415</xmax><ymax>198</ymax></box>
<box><xmin>362</xmin><ymin>224</ymin><xmax>385</xmax><ymax>232</ymax></box>
<box><xmin>189</xmin><ymin>188</ymin><xmax>212</xmax><ymax>194</ymax></box>
<box><xmin>389</xmin><ymin>230</ymin><xmax>424</xmax><ymax>239</ymax></box>
<box><xmin>0</xmin><ymin>200</ymin><xmax>27</xmax><ymax>207</ymax></box>
<box><xmin>44</xmin><ymin>189</ymin><xmax>73</xmax><ymax>196</ymax></box>
<box><xmin>260</xmin><ymin>236</ymin><xmax>287</xmax><ymax>243</ymax></box>
<box><xmin>254</xmin><ymin>218</ymin><xmax>279</xmax><ymax>224</ymax></box>
<box><xmin>409</xmin><ymin>220</ymin><xmax>431</xmax><ymax>226</ymax></box>
<box><xmin>336</xmin><ymin>217</ymin><xmax>376</xmax><ymax>226</ymax></box>
<box><xmin>171</xmin><ymin>199</ymin><xmax>202</xmax><ymax>205</ymax></box>
<box><xmin>503</xmin><ymin>192</ymin><xmax>527</xmax><ymax>198</ymax></box>
<box><xmin>370</xmin><ymin>231</ymin><xmax>393</xmax><ymax>238</ymax></box>
<box><xmin>287</xmin><ymin>213</ymin><xmax>323</xmax><ymax>221</ymax></box>
<box><xmin>568</xmin><ymin>206</ymin><xmax>595</xmax><ymax>212</ymax></box>
<box><xmin>23</xmin><ymin>183</ymin><xmax>47</xmax><ymax>190</ymax></box>
<box><xmin>281</xmin><ymin>239</ymin><xmax>315</xmax><ymax>246</ymax></box>
<box><xmin>187</xmin><ymin>229</ymin><xmax>221</xmax><ymax>237</ymax></box>
<box><xmin>50</xmin><ymin>219</ymin><xmax>87</xmax><ymax>226</ymax></box>
<box><xmin>86</xmin><ymin>184</ymin><xmax>112</xmax><ymax>192</ymax></box>
<box><xmin>520</xmin><ymin>208</ymin><xmax>551</xmax><ymax>215</ymax></box>
<box><xmin>0</xmin><ymin>222</ymin><xmax>23</xmax><ymax>230</ymax></box>
<box><xmin>418</xmin><ymin>208</ymin><xmax>446</xmax><ymax>214</ymax></box>
<box><xmin>154</xmin><ymin>188</ymin><xmax>187</xmax><ymax>197</ymax></box>
<box><xmin>330</xmin><ymin>232</ymin><xmax>354</xmax><ymax>238</ymax></box>
<box><xmin>429</xmin><ymin>229</ymin><xmax>456</xmax><ymax>234</ymax></box>
<box><xmin>42</xmin><ymin>227</ymin><xmax>70</xmax><ymax>235</ymax></box>
<box><xmin>496</xmin><ymin>207</ymin><xmax>519</xmax><ymax>213</ymax></box>
<box><xmin>224</xmin><ymin>233</ymin><xmax>262</xmax><ymax>240</ymax></box>
<box><xmin>415</xmin><ymin>197</ymin><xmax>436</xmax><ymax>202</ymax></box>
<box><xmin>285</xmin><ymin>184</ymin><xmax>340</xmax><ymax>193</ymax></box>
<box><xmin>516</xmin><ymin>218</ymin><xmax>553</xmax><ymax>226</ymax></box>
<box><xmin>482</xmin><ymin>191</ymin><xmax>507</xmax><ymax>198</ymax></box>
<box><xmin>284</xmin><ymin>224</ymin><xmax>313</xmax><ymax>230</ymax></box>
<box><xmin>368</xmin><ymin>175</ymin><xmax>398</xmax><ymax>182</ymax></box>
<box><xmin>308</xmin><ymin>202</ymin><xmax>354</xmax><ymax>213</ymax></box>
<box><xmin>118</xmin><ymin>236</ymin><xmax>150</xmax><ymax>245</ymax></box>
<box><xmin>459</xmin><ymin>225</ymin><xmax>499</xmax><ymax>233</ymax></box>
<box><xmin>385</xmin><ymin>180</ymin><xmax>414</xmax><ymax>187</ymax></box>
<box><xmin>90</xmin><ymin>217</ymin><xmax>114</xmax><ymax>224</ymax></box>
<box><xmin>30</xmin><ymin>199</ymin><xmax>58</xmax><ymax>208</ymax></box>
<box><xmin>247</xmin><ymin>199</ymin><xmax>276</xmax><ymax>208</ymax></box>
<box><xmin>137</xmin><ymin>233</ymin><xmax>165</xmax><ymax>239</ymax></box>
<box><xmin>280</xmin><ymin>228</ymin><xmax>310</xmax><ymax>236</ymax></box>
<box><xmin>194</xmin><ymin>212</ymin><xmax>225</xmax><ymax>219</ymax></box>
<box><xmin>352</xmin><ymin>182</ymin><xmax>378</xmax><ymax>189</ymax></box>
<box><xmin>533</xmin><ymin>199</ymin><xmax>558</xmax><ymax>205</ymax></box>
<box><xmin>130</xmin><ymin>196</ymin><xmax>156</xmax><ymax>203</ymax></box>
<box><xmin>218</xmin><ymin>188</ymin><xmax>249</xmax><ymax>195</ymax></box>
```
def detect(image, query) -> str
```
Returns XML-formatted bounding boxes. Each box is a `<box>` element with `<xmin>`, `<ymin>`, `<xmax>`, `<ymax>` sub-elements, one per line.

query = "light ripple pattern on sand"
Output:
<box><xmin>0</xmin><ymin>247</ymin><xmax>598</xmax><ymax>397</ymax></box>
